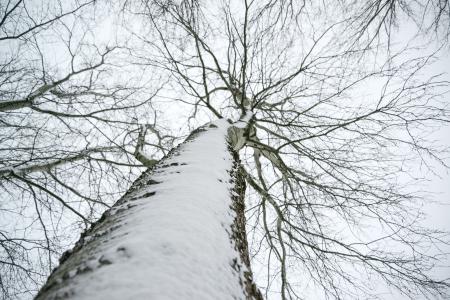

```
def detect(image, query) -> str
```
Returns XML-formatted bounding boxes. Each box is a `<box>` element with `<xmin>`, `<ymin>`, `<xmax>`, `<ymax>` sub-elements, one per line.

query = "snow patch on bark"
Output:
<box><xmin>37</xmin><ymin>119</ymin><xmax>251</xmax><ymax>299</ymax></box>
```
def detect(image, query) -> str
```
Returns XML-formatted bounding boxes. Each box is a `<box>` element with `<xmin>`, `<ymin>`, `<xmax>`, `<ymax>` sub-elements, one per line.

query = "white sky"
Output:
<box><xmin>2</xmin><ymin>1</ymin><xmax>449</xmax><ymax>299</ymax></box>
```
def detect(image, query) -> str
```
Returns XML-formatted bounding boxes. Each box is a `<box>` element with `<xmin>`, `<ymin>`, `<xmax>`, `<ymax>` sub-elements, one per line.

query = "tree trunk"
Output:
<box><xmin>35</xmin><ymin>119</ymin><xmax>262</xmax><ymax>300</ymax></box>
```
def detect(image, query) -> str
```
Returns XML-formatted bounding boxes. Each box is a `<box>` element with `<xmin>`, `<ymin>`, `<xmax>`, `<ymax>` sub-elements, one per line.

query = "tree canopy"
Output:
<box><xmin>1</xmin><ymin>0</ymin><xmax>449</xmax><ymax>299</ymax></box>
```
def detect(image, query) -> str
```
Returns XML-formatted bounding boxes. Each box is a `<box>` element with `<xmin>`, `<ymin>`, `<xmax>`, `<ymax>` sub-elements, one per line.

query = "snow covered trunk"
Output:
<box><xmin>35</xmin><ymin>120</ymin><xmax>262</xmax><ymax>300</ymax></box>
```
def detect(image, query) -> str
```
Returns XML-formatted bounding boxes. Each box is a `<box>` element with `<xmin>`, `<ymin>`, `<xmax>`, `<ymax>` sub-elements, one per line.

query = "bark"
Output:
<box><xmin>35</xmin><ymin>120</ymin><xmax>262</xmax><ymax>300</ymax></box>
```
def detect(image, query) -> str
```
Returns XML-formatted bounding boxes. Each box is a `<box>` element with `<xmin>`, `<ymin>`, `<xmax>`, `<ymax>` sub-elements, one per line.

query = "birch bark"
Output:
<box><xmin>35</xmin><ymin>119</ymin><xmax>262</xmax><ymax>300</ymax></box>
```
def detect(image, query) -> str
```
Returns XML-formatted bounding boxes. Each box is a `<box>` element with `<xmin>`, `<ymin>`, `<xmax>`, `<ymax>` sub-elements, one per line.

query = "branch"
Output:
<box><xmin>133</xmin><ymin>124</ymin><xmax>159</xmax><ymax>167</ymax></box>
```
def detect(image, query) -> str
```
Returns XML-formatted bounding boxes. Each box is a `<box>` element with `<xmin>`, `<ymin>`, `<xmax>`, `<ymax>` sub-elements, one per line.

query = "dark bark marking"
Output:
<box><xmin>98</xmin><ymin>255</ymin><xmax>113</xmax><ymax>266</ymax></box>
<box><xmin>146</xmin><ymin>179</ymin><xmax>161</xmax><ymax>185</ymax></box>
<box><xmin>129</xmin><ymin>191</ymin><xmax>156</xmax><ymax>201</ymax></box>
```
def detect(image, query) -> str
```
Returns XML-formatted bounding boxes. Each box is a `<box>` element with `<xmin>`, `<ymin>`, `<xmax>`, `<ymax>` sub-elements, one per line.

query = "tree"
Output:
<box><xmin>1</xmin><ymin>0</ymin><xmax>450</xmax><ymax>299</ymax></box>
